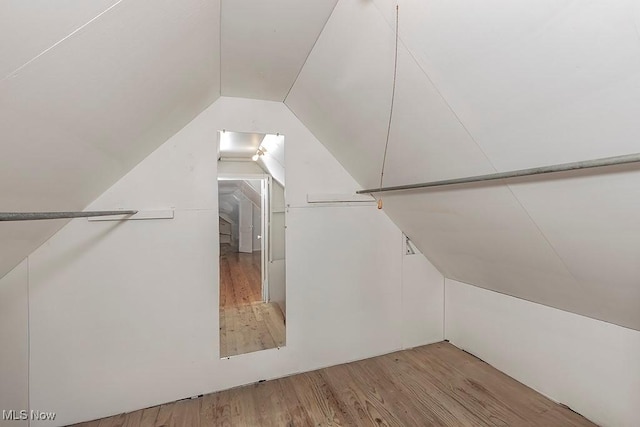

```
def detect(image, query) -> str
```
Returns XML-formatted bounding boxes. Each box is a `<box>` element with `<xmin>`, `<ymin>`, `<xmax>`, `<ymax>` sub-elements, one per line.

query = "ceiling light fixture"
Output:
<box><xmin>252</xmin><ymin>147</ymin><xmax>266</xmax><ymax>161</ymax></box>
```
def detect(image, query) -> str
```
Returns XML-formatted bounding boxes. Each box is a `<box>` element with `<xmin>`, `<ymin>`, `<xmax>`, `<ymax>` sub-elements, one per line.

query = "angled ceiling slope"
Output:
<box><xmin>0</xmin><ymin>0</ymin><xmax>221</xmax><ymax>278</ymax></box>
<box><xmin>3</xmin><ymin>0</ymin><xmax>638</xmax><ymax>332</ymax></box>
<box><xmin>221</xmin><ymin>0</ymin><xmax>339</xmax><ymax>101</ymax></box>
<box><xmin>286</xmin><ymin>0</ymin><xmax>640</xmax><ymax>330</ymax></box>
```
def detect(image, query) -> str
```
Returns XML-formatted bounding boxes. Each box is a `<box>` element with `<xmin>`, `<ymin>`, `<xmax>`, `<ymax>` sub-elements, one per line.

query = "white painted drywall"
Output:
<box><xmin>286</xmin><ymin>0</ymin><xmax>640</xmax><ymax>331</ymax></box>
<box><xmin>26</xmin><ymin>97</ymin><xmax>444</xmax><ymax>426</ymax></box>
<box><xmin>0</xmin><ymin>0</ymin><xmax>221</xmax><ymax>278</ymax></box>
<box><xmin>445</xmin><ymin>279</ymin><xmax>640</xmax><ymax>427</ymax></box>
<box><xmin>221</xmin><ymin>0</ymin><xmax>338</xmax><ymax>101</ymax></box>
<box><xmin>401</xmin><ymin>240</ymin><xmax>445</xmax><ymax>349</ymax></box>
<box><xmin>269</xmin><ymin>181</ymin><xmax>286</xmax><ymax>313</ymax></box>
<box><xmin>0</xmin><ymin>260</ymin><xmax>29</xmax><ymax>427</ymax></box>
<box><xmin>0</xmin><ymin>0</ymin><xmax>118</xmax><ymax>79</ymax></box>
<box><xmin>217</xmin><ymin>161</ymin><xmax>264</xmax><ymax>176</ymax></box>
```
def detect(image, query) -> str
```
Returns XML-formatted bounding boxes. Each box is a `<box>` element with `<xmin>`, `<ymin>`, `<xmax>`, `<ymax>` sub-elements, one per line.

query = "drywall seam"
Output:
<box><xmin>283</xmin><ymin>4</ymin><xmax>577</xmax><ymax>292</ymax></box>
<box><xmin>368</xmin><ymin>0</ymin><xmax>587</xmax><ymax>301</ymax></box>
<box><xmin>2</xmin><ymin>1</ymin><xmax>125</xmax><ymax>82</ymax></box>
<box><xmin>369</xmin><ymin>1</ymin><xmax>494</xmax><ymax>167</ymax></box>
<box><xmin>504</xmin><ymin>184</ymin><xmax>583</xmax><ymax>285</ymax></box>
<box><xmin>283</xmin><ymin>0</ymin><xmax>340</xmax><ymax>103</ymax></box>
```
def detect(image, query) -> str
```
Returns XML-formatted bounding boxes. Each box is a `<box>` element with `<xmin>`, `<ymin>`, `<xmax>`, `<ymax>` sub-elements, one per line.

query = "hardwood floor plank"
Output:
<box><xmin>71</xmin><ymin>420</ymin><xmax>100</xmax><ymax>427</ymax></box>
<box><xmin>348</xmin><ymin>357</ymin><xmax>445</xmax><ymax>426</ymax></box>
<box><xmin>277</xmin><ymin>377</ymin><xmax>315</xmax><ymax>427</ymax></box>
<box><xmin>139</xmin><ymin>407</ymin><xmax>160</xmax><ymax>427</ymax></box>
<box><xmin>219</xmin><ymin>250</ymin><xmax>286</xmax><ymax>358</ymax></box>
<box><xmin>229</xmin><ymin>387</ymin><xmax>260</xmax><ymax>426</ymax></box>
<box><xmin>170</xmin><ymin>399</ymin><xmax>200</xmax><ymax>427</ymax></box>
<box><xmin>69</xmin><ymin>342</ymin><xmax>597</xmax><ymax>427</ymax></box>
<box><xmin>421</xmin><ymin>344</ymin><xmax>554</xmax><ymax>419</ymax></box>
<box><xmin>249</xmin><ymin>381</ymin><xmax>294</xmax><ymax>427</ymax></box>
<box><xmin>403</xmin><ymin>350</ymin><xmax>529</xmax><ymax>426</ymax></box>
<box><xmin>200</xmin><ymin>390</ymin><xmax>232</xmax><ymax>427</ymax></box>
<box><xmin>320</xmin><ymin>363</ymin><xmax>404</xmax><ymax>426</ymax></box>
<box><xmin>220</xmin><ymin>302</ymin><xmax>285</xmax><ymax>357</ymax></box>
<box><xmin>374</xmin><ymin>351</ymin><xmax>491</xmax><ymax>426</ymax></box>
<box><xmin>97</xmin><ymin>413</ymin><xmax>125</xmax><ymax>427</ymax></box>
<box><xmin>285</xmin><ymin>370</ymin><xmax>356</xmax><ymax>426</ymax></box>
<box><xmin>262</xmin><ymin>303</ymin><xmax>286</xmax><ymax>348</ymax></box>
<box><xmin>535</xmin><ymin>406</ymin><xmax>596</xmax><ymax>427</ymax></box>
<box><xmin>154</xmin><ymin>403</ymin><xmax>175</xmax><ymax>427</ymax></box>
<box><xmin>123</xmin><ymin>410</ymin><xmax>143</xmax><ymax>427</ymax></box>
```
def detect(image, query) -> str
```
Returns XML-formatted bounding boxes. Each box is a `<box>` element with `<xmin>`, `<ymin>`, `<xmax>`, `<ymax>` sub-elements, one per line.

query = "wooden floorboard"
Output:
<box><xmin>219</xmin><ymin>301</ymin><xmax>285</xmax><ymax>357</ymax></box>
<box><xmin>72</xmin><ymin>342</ymin><xmax>596</xmax><ymax>427</ymax></box>
<box><xmin>219</xmin><ymin>249</ymin><xmax>286</xmax><ymax>358</ymax></box>
<box><xmin>219</xmin><ymin>252</ymin><xmax>262</xmax><ymax>308</ymax></box>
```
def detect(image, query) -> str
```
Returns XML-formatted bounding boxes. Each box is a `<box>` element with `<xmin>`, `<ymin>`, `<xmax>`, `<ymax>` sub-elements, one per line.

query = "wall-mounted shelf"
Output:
<box><xmin>306</xmin><ymin>193</ymin><xmax>375</xmax><ymax>204</ymax></box>
<box><xmin>87</xmin><ymin>210</ymin><xmax>174</xmax><ymax>221</ymax></box>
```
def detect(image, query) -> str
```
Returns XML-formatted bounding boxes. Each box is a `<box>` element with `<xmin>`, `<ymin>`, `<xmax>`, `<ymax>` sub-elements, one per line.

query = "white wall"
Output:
<box><xmin>0</xmin><ymin>260</ymin><xmax>29</xmax><ymax>427</ymax></box>
<box><xmin>0</xmin><ymin>0</ymin><xmax>221</xmax><ymax>279</ymax></box>
<box><xmin>286</xmin><ymin>0</ymin><xmax>640</xmax><ymax>331</ymax></box>
<box><xmin>269</xmin><ymin>180</ymin><xmax>286</xmax><ymax>313</ymax></box>
<box><xmin>25</xmin><ymin>97</ymin><xmax>444</xmax><ymax>426</ymax></box>
<box><xmin>402</xmin><ymin>240</ymin><xmax>444</xmax><ymax>349</ymax></box>
<box><xmin>445</xmin><ymin>279</ymin><xmax>640</xmax><ymax>427</ymax></box>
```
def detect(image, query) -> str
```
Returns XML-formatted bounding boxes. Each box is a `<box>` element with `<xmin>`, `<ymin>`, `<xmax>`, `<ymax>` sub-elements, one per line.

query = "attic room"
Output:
<box><xmin>0</xmin><ymin>1</ymin><xmax>638</xmax><ymax>426</ymax></box>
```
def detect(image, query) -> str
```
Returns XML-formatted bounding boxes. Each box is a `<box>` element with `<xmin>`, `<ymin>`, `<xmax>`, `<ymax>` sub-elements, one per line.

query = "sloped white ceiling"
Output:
<box><xmin>221</xmin><ymin>0</ymin><xmax>338</xmax><ymax>101</ymax></box>
<box><xmin>286</xmin><ymin>0</ymin><xmax>640</xmax><ymax>330</ymax></box>
<box><xmin>3</xmin><ymin>0</ymin><xmax>638</xmax><ymax>330</ymax></box>
<box><xmin>0</xmin><ymin>0</ymin><xmax>221</xmax><ymax>277</ymax></box>
<box><xmin>0</xmin><ymin>0</ymin><xmax>120</xmax><ymax>79</ymax></box>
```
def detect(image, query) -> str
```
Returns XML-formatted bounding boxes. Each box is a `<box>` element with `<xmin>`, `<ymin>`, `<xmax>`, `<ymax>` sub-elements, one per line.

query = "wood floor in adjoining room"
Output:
<box><xmin>220</xmin><ymin>301</ymin><xmax>286</xmax><ymax>358</ymax></box>
<box><xmin>219</xmin><ymin>249</ymin><xmax>286</xmax><ymax>357</ymax></box>
<box><xmin>219</xmin><ymin>251</ymin><xmax>262</xmax><ymax>308</ymax></box>
<box><xmin>72</xmin><ymin>342</ymin><xmax>596</xmax><ymax>427</ymax></box>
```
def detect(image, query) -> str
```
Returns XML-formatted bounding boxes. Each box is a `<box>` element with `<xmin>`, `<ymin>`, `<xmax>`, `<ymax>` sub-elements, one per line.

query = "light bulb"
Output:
<box><xmin>251</xmin><ymin>153</ymin><xmax>259</xmax><ymax>161</ymax></box>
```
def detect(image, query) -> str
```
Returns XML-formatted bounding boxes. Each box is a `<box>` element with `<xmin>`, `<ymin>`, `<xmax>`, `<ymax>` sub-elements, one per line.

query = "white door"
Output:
<box><xmin>238</xmin><ymin>197</ymin><xmax>253</xmax><ymax>253</ymax></box>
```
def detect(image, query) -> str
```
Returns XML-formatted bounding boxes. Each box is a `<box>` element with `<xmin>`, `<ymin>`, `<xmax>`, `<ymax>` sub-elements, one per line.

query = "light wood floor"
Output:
<box><xmin>219</xmin><ymin>251</ymin><xmax>262</xmax><ymax>308</ymax></box>
<box><xmin>219</xmin><ymin>250</ymin><xmax>286</xmax><ymax>357</ymax></box>
<box><xmin>220</xmin><ymin>301</ymin><xmax>286</xmax><ymax>358</ymax></box>
<box><xmin>71</xmin><ymin>342</ymin><xmax>595</xmax><ymax>427</ymax></box>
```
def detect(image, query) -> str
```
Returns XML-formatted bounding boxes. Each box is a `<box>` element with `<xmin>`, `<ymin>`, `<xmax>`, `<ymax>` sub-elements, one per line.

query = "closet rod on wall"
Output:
<box><xmin>357</xmin><ymin>153</ymin><xmax>640</xmax><ymax>195</ymax></box>
<box><xmin>0</xmin><ymin>211</ymin><xmax>138</xmax><ymax>221</ymax></box>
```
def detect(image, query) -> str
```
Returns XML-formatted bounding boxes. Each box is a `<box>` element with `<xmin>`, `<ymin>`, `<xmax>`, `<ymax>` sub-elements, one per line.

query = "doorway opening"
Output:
<box><xmin>217</xmin><ymin>131</ymin><xmax>286</xmax><ymax>358</ymax></box>
<box><xmin>219</xmin><ymin>178</ymin><xmax>267</xmax><ymax>305</ymax></box>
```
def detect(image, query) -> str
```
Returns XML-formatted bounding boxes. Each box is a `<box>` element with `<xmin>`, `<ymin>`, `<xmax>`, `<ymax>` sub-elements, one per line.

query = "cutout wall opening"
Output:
<box><xmin>217</xmin><ymin>130</ymin><xmax>286</xmax><ymax>358</ymax></box>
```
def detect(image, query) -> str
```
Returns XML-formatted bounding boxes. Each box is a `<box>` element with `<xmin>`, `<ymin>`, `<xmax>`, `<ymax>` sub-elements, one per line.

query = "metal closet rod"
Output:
<box><xmin>0</xmin><ymin>210</ymin><xmax>138</xmax><ymax>221</ymax></box>
<box><xmin>357</xmin><ymin>152</ymin><xmax>640</xmax><ymax>194</ymax></box>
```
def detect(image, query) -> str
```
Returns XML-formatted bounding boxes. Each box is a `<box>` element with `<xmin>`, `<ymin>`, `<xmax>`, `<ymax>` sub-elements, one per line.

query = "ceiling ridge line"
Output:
<box><xmin>1</xmin><ymin>0</ymin><xmax>126</xmax><ymax>83</ymax></box>
<box><xmin>282</xmin><ymin>0</ymin><xmax>340</xmax><ymax>103</ymax></box>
